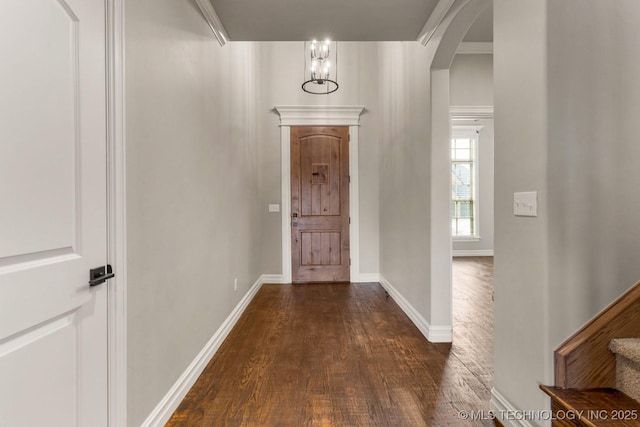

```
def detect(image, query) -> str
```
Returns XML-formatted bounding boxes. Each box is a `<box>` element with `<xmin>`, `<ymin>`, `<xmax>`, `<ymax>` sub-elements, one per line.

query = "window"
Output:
<box><xmin>451</xmin><ymin>127</ymin><xmax>480</xmax><ymax>238</ymax></box>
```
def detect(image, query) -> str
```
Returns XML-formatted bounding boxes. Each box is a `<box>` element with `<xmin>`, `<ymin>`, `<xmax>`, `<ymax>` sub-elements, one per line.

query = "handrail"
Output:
<box><xmin>555</xmin><ymin>280</ymin><xmax>640</xmax><ymax>389</ymax></box>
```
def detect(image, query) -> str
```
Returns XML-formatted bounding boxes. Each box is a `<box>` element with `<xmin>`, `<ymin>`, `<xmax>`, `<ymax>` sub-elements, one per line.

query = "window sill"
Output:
<box><xmin>452</xmin><ymin>236</ymin><xmax>481</xmax><ymax>242</ymax></box>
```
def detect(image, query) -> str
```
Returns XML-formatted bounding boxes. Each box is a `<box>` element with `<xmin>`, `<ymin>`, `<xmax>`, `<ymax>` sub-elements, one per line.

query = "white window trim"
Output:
<box><xmin>451</xmin><ymin>125</ymin><xmax>483</xmax><ymax>239</ymax></box>
<box><xmin>452</xmin><ymin>236</ymin><xmax>481</xmax><ymax>242</ymax></box>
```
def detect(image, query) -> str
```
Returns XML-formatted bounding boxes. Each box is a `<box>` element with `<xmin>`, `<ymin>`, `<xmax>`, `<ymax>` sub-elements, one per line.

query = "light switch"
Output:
<box><xmin>514</xmin><ymin>192</ymin><xmax>537</xmax><ymax>217</ymax></box>
<box><xmin>268</xmin><ymin>204</ymin><xmax>280</xmax><ymax>213</ymax></box>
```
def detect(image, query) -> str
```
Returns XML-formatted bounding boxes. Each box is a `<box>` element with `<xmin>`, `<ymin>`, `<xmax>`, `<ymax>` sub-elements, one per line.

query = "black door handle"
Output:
<box><xmin>89</xmin><ymin>265</ymin><xmax>114</xmax><ymax>286</ymax></box>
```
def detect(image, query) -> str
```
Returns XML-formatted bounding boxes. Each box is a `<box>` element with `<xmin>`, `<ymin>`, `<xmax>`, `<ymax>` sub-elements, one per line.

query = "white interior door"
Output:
<box><xmin>0</xmin><ymin>1</ymin><xmax>108</xmax><ymax>426</ymax></box>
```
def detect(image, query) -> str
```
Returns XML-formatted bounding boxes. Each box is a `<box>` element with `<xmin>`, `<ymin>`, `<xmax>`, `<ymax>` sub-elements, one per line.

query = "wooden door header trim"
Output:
<box><xmin>274</xmin><ymin>106</ymin><xmax>365</xmax><ymax>127</ymax></box>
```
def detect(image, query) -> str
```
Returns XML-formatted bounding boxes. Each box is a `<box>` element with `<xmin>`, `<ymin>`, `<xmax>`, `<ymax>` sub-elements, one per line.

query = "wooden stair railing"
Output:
<box><xmin>555</xmin><ymin>280</ymin><xmax>640</xmax><ymax>389</ymax></box>
<box><xmin>540</xmin><ymin>281</ymin><xmax>640</xmax><ymax>426</ymax></box>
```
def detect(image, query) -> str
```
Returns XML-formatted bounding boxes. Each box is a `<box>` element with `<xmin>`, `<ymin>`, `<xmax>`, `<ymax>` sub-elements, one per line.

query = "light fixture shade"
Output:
<box><xmin>302</xmin><ymin>40</ymin><xmax>338</xmax><ymax>95</ymax></box>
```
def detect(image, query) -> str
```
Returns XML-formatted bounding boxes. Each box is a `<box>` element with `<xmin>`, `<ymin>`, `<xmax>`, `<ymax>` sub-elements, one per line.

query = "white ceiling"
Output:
<box><xmin>209</xmin><ymin>0</ymin><xmax>441</xmax><ymax>41</ymax></box>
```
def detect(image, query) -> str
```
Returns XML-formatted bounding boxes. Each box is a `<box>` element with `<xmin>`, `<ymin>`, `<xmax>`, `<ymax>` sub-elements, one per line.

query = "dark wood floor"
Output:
<box><xmin>167</xmin><ymin>257</ymin><xmax>494</xmax><ymax>426</ymax></box>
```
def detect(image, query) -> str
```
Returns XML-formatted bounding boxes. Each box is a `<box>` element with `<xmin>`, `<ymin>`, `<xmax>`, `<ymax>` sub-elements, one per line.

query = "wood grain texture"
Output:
<box><xmin>167</xmin><ymin>257</ymin><xmax>497</xmax><ymax>426</ymax></box>
<box><xmin>540</xmin><ymin>385</ymin><xmax>640</xmax><ymax>426</ymax></box>
<box><xmin>555</xmin><ymin>281</ymin><xmax>640</xmax><ymax>389</ymax></box>
<box><xmin>291</xmin><ymin>126</ymin><xmax>350</xmax><ymax>283</ymax></box>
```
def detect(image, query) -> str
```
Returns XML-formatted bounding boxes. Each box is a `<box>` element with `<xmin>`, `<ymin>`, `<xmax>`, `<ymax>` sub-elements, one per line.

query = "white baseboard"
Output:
<box><xmin>261</xmin><ymin>274</ymin><xmax>285</xmax><ymax>284</ymax></box>
<box><xmin>356</xmin><ymin>273</ymin><xmax>380</xmax><ymax>283</ymax></box>
<box><xmin>141</xmin><ymin>275</ymin><xmax>266</xmax><ymax>427</ymax></box>
<box><xmin>490</xmin><ymin>388</ymin><xmax>536</xmax><ymax>427</ymax></box>
<box><xmin>379</xmin><ymin>275</ymin><xmax>452</xmax><ymax>343</ymax></box>
<box><xmin>452</xmin><ymin>249</ymin><xmax>494</xmax><ymax>257</ymax></box>
<box><xmin>428</xmin><ymin>325</ymin><xmax>453</xmax><ymax>342</ymax></box>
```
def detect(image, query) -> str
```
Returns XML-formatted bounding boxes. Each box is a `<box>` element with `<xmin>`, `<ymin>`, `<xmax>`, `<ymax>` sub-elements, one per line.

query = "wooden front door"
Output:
<box><xmin>291</xmin><ymin>126</ymin><xmax>350</xmax><ymax>283</ymax></box>
<box><xmin>0</xmin><ymin>1</ymin><xmax>109</xmax><ymax>425</ymax></box>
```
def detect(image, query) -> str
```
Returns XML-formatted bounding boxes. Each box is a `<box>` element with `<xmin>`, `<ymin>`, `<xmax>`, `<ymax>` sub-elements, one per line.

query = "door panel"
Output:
<box><xmin>0</xmin><ymin>0</ymin><xmax>79</xmax><ymax>261</ymax></box>
<box><xmin>300</xmin><ymin>231</ymin><xmax>342</xmax><ymax>266</ymax></box>
<box><xmin>291</xmin><ymin>127</ymin><xmax>349</xmax><ymax>283</ymax></box>
<box><xmin>0</xmin><ymin>0</ymin><xmax>108</xmax><ymax>425</ymax></box>
<box><xmin>0</xmin><ymin>312</ymin><xmax>78</xmax><ymax>427</ymax></box>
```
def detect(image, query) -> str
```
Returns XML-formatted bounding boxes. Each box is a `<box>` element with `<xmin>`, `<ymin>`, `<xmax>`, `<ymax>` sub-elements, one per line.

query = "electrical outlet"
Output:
<box><xmin>234</xmin><ymin>278</ymin><xmax>238</xmax><ymax>291</ymax></box>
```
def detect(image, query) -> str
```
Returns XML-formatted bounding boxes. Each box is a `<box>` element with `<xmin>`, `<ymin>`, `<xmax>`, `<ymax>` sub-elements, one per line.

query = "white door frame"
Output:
<box><xmin>106</xmin><ymin>0</ymin><xmax>127</xmax><ymax>425</ymax></box>
<box><xmin>274</xmin><ymin>106</ymin><xmax>365</xmax><ymax>283</ymax></box>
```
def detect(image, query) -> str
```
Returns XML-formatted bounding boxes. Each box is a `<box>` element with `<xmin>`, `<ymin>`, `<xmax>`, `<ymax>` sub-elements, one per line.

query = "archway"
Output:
<box><xmin>427</xmin><ymin>0</ymin><xmax>491</xmax><ymax>338</ymax></box>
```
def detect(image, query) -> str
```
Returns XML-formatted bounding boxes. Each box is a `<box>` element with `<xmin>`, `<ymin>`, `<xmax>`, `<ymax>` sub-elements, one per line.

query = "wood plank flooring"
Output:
<box><xmin>167</xmin><ymin>257</ymin><xmax>494</xmax><ymax>426</ymax></box>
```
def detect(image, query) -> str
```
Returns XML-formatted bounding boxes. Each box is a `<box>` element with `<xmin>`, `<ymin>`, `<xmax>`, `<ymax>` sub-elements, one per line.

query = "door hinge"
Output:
<box><xmin>349</xmin><ymin>217</ymin><xmax>351</xmax><ymax>224</ymax></box>
<box><xmin>349</xmin><ymin>258</ymin><xmax>351</xmax><ymax>266</ymax></box>
<box><xmin>89</xmin><ymin>264</ymin><xmax>114</xmax><ymax>287</ymax></box>
<box><xmin>349</xmin><ymin>175</ymin><xmax>351</xmax><ymax>183</ymax></box>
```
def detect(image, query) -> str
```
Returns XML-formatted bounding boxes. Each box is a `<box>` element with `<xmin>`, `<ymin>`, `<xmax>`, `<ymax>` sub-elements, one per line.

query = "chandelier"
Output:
<box><xmin>302</xmin><ymin>39</ymin><xmax>339</xmax><ymax>95</ymax></box>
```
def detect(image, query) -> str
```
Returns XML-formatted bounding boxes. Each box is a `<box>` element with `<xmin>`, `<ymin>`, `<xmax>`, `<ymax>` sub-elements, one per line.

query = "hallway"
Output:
<box><xmin>167</xmin><ymin>257</ymin><xmax>494</xmax><ymax>426</ymax></box>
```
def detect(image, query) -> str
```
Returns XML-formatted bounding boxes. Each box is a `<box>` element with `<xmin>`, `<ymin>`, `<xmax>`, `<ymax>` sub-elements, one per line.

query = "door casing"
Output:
<box><xmin>274</xmin><ymin>106</ymin><xmax>365</xmax><ymax>284</ymax></box>
<box><xmin>106</xmin><ymin>0</ymin><xmax>127</xmax><ymax>425</ymax></box>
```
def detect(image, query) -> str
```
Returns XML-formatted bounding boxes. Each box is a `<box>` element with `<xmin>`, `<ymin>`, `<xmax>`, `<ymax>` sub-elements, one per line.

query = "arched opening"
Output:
<box><xmin>428</xmin><ymin>0</ymin><xmax>492</xmax><ymax>338</ymax></box>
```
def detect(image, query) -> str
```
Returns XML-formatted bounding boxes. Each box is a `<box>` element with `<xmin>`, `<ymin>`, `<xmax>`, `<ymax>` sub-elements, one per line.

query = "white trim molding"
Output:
<box><xmin>456</xmin><ymin>42</ymin><xmax>493</xmax><ymax>54</ymax></box>
<box><xmin>452</xmin><ymin>124</ymin><xmax>485</xmax><ymax>133</ymax></box>
<box><xmin>452</xmin><ymin>249</ymin><xmax>494</xmax><ymax>257</ymax></box>
<box><xmin>417</xmin><ymin>0</ymin><xmax>456</xmax><ymax>45</ymax></box>
<box><xmin>141</xmin><ymin>275</ymin><xmax>267</xmax><ymax>427</ymax></box>
<box><xmin>357</xmin><ymin>273</ymin><xmax>381</xmax><ymax>283</ymax></box>
<box><xmin>450</xmin><ymin>106</ymin><xmax>494</xmax><ymax>120</ymax></box>
<box><xmin>261</xmin><ymin>274</ymin><xmax>286</xmax><ymax>284</ymax></box>
<box><xmin>452</xmin><ymin>236</ymin><xmax>482</xmax><ymax>243</ymax></box>
<box><xmin>490</xmin><ymin>388</ymin><xmax>536</xmax><ymax>427</ymax></box>
<box><xmin>379</xmin><ymin>276</ymin><xmax>453</xmax><ymax>343</ymax></box>
<box><xmin>106</xmin><ymin>0</ymin><xmax>127</xmax><ymax>425</ymax></box>
<box><xmin>193</xmin><ymin>0</ymin><xmax>229</xmax><ymax>46</ymax></box>
<box><xmin>274</xmin><ymin>105</ymin><xmax>365</xmax><ymax>127</ymax></box>
<box><xmin>274</xmin><ymin>105</ymin><xmax>366</xmax><ymax>283</ymax></box>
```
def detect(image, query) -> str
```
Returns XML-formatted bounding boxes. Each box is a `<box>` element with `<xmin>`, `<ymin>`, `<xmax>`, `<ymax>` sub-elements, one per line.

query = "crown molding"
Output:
<box><xmin>194</xmin><ymin>0</ymin><xmax>229</xmax><ymax>46</ymax></box>
<box><xmin>274</xmin><ymin>105</ymin><xmax>365</xmax><ymax>126</ymax></box>
<box><xmin>417</xmin><ymin>0</ymin><xmax>456</xmax><ymax>45</ymax></box>
<box><xmin>450</xmin><ymin>105</ymin><xmax>494</xmax><ymax>120</ymax></box>
<box><xmin>456</xmin><ymin>42</ymin><xmax>493</xmax><ymax>54</ymax></box>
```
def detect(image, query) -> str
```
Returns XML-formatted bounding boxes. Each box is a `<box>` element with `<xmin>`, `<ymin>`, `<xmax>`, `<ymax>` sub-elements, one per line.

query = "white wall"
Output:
<box><xmin>450</xmin><ymin>54</ymin><xmax>494</xmax><ymax>255</ymax></box>
<box><xmin>450</xmin><ymin>54</ymin><xmax>493</xmax><ymax>106</ymax></box>
<box><xmin>125</xmin><ymin>2</ymin><xmax>262</xmax><ymax>425</ymax></box>
<box><xmin>494</xmin><ymin>0</ymin><xmax>640</xmax><ymax>421</ymax></box>
<box><xmin>546</xmin><ymin>0</ymin><xmax>640</xmax><ymax>348</ymax></box>
<box><xmin>378</xmin><ymin>42</ymin><xmax>435</xmax><ymax>322</ymax></box>
<box><xmin>494</xmin><ymin>0</ymin><xmax>550</xmax><ymax>417</ymax></box>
